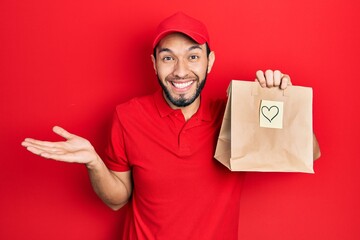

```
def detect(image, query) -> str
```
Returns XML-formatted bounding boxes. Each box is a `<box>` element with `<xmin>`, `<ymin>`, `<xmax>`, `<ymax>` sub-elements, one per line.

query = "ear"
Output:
<box><xmin>151</xmin><ymin>54</ymin><xmax>157</xmax><ymax>75</ymax></box>
<box><xmin>207</xmin><ymin>51</ymin><xmax>216</xmax><ymax>74</ymax></box>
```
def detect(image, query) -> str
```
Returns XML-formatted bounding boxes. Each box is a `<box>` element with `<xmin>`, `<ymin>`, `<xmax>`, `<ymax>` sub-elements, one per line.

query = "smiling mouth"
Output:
<box><xmin>171</xmin><ymin>81</ymin><xmax>194</xmax><ymax>89</ymax></box>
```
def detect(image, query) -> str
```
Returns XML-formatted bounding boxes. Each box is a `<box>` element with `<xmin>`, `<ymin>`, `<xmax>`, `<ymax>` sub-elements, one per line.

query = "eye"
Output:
<box><xmin>162</xmin><ymin>56</ymin><xmax>174</xmax><ymax>62</ymax></box>
<box><xmin>189</xmin><ymin>55</ymin><xmax>200</xmax><ymax>61</ymax></box>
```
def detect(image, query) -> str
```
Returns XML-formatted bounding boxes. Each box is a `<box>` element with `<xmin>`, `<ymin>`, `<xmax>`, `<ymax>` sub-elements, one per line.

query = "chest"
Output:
<box><xmin>122</xmin><ymin>112</ymin><xmax>222</xmax><ymax>197</ymax></box>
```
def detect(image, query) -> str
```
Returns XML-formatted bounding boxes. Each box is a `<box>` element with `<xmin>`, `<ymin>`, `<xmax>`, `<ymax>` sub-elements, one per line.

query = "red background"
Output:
<box><xmin>1</xmin><ymin>0</ymin><xmax>359</xmax><ymax>239</ymax></box>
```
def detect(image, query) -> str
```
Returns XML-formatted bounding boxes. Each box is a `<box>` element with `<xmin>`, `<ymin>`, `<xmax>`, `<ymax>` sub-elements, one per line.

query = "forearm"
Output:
<box><xmin>86</xmin><ymin>157</ymin><xmax>132</xmax><ymax>210</ymax></box>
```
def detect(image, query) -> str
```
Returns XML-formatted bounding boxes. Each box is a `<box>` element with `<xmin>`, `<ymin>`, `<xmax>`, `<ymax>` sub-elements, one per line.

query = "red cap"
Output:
<box><xmin>152</xmin><ymin>12</ymin><xmax>210</xmax><ymax>49</ymax></box>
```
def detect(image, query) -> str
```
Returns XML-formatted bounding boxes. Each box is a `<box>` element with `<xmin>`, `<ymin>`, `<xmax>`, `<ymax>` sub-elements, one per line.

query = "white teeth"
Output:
<box><xmin>172</xmin><ymin>81</ymin><xmax>193</xmax><ymax>89</ymax></box>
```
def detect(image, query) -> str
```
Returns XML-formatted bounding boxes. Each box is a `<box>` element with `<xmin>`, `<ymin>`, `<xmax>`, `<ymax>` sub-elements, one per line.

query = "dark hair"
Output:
<box><xmin>153</xmin><ymin>43</ymin><xmax>211</xmax><ymax>60</ymax></box>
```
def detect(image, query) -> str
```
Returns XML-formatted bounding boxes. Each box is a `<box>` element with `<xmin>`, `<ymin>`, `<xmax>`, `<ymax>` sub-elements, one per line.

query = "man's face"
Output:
<box><xmin>152</xmin><ymin>33</ymin><xmax>215</xmax><ymax>108</ymax></box>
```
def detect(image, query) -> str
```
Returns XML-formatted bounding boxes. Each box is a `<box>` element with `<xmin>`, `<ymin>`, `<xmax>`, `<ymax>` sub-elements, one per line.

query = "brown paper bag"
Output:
<box><xmin>214</xmin><ymin>80</ymin><xmax>317</xmax><ymax>173</ymax></box>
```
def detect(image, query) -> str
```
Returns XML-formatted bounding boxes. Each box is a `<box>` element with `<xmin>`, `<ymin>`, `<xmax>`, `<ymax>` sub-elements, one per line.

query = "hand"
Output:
<box><xmin>21</xmin><ymin>126</ymin><xmax>99</xmax><ymax>166</ymax></box>
<box><xmin>255</xmin><ymin>69</ymin><xmax>292</xmax><ymax>89</ymax></box>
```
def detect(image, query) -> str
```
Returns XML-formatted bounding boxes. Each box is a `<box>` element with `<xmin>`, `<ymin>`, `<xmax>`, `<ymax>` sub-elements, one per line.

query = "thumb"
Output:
<box><xmin>53</xmin><ymin>126</ymin><xmax>73</xmax><ymax>140</ymax></box>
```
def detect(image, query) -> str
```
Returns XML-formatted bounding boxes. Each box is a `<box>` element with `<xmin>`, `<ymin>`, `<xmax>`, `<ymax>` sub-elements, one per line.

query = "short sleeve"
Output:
<box><xmin>103</xmin><ymin>109</ymin><xmax>131</xmax><ymax>172</ymax></box>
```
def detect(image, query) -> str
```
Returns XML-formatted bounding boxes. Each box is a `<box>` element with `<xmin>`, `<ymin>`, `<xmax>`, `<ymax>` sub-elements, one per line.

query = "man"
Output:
<box><xmin>22</xmin><ymin>12</ymin><xmax>295</xmax><ymax>239</ymax></box>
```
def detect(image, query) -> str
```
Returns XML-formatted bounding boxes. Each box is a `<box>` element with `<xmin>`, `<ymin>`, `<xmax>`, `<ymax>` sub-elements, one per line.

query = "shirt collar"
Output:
<box><xmin>154</xmin><ymin>89</ymin><xmax>212</xmax><ymax>122</ymax></box>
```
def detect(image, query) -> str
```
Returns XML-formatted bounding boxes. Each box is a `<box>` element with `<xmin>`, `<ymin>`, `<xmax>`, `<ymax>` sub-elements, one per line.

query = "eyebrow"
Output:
<box><xmin>188</xmin><ymin>45</ymin><xmax>203</xmax><ymax>51</ymax></box>
<box><xmin>158</xmin><ymin>45</ymin><xmax>203</xmax><ymax>54</ymax></box>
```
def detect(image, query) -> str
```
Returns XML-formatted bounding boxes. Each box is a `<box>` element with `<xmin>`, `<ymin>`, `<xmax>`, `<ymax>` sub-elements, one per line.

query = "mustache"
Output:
<box><xmin>165</xmin><ymin>75</ymin><xmax>199</xmax><ymax>82</ymax></box>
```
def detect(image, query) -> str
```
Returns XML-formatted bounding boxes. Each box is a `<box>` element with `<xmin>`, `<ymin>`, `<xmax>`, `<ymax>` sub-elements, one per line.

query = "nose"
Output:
<box><xmin>173</xmin><ymin>59</ymin><xmax>189</xmax><ymax>78</ymax></box>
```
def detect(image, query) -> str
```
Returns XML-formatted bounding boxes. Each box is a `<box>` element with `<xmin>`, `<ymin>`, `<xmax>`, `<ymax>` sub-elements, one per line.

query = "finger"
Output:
<box><xmin>24</xmin><ymin>143</ymin><xmax>76</xmax><ymax>162</ymax></box>
<box><xmin>273</xmin><ymin>70</ymin><xmax>282</xmax><ymax>87</ymax></box>
<box><xmin>21</xmin><ymin>139</ymin><xmax>70</xmax><ymax>160</ymax></box>
<box><xmin>280</xmin><ymin>74</ymin><xmax>292</xmax><ymax>89</ymax></box>
<box><xmin>255</xmin><ymin>70</ymin><xmax>267</xmax><ymax>88</ymax></box>
<box><xmin>24</xmin><ymin>145</ymin><xmax>60</xmax><ymax>159</ymax></box>
<box><xmin>22</xmin><ymin>138</ymin><xmax>60</xmax><ymax>149</ymax></box>
<box><xmin>286</xmin><ymin>74</ymin><xmax>292</xmax><ymax>85</ymax></box>
<box><xmin>53</xmin><ymin>126</ymin><xmax>74</xmax><ymax>140</ymax></box>
<box><xmin>265</xmin><ymin>69</ymin><xmax>274</xmax><ymax>87</ymax></box>
<box><xmin>24</xmin><ymin>145</ymin><xmax>47</xmax><ymax>157</ymax></box>
<box><xmin>23</xmin><ymin>142</ymin><xmax>65</xmax><ymax>154</ymax></box>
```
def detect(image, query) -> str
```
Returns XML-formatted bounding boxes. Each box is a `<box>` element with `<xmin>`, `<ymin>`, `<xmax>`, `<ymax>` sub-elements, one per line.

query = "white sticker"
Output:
<box><xmin>260</xmin><ymin>100</ymin><xmax>284</xmax><ymax>129</ymax></box>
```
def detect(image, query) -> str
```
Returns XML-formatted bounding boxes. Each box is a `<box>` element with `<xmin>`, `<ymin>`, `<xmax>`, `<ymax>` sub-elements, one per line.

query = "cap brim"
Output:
<box><xmin>152</xmin><ymin>29</ymin><xmax>207</xmax><ymax>49</ymax></box>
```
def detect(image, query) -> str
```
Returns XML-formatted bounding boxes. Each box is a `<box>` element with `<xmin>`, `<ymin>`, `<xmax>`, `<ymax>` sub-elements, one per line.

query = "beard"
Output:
<box><xmin>158</xmin><ymin>73</ymin><xmax>207</xmax><ymax>108</ymax></box>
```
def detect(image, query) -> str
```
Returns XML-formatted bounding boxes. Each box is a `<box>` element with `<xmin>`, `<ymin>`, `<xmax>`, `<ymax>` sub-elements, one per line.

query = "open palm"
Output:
<box><xmin>21</xmin><ymin>126</ymin><xmax>99</xmax><ymax>164</ymax></box>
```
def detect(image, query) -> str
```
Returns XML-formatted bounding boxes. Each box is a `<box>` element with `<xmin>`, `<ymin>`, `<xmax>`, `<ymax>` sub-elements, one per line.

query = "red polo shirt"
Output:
<box><xmin>104</xmin><ymin>89</ymin><xmax>243</xmax><ymax>240</ymax></box>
